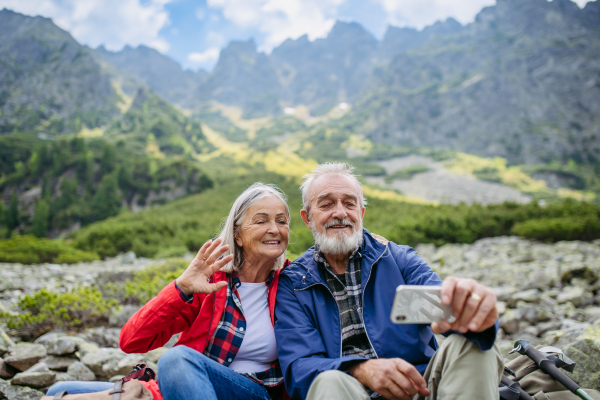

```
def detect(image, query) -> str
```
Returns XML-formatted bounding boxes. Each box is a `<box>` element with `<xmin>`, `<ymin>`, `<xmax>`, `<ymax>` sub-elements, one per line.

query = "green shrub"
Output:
<box><xmin>0</xmin><ymin>235</ymin><xmax>100</xmax><ymax>264</ymax></box>
<box><xmin>511</xmin><ymin>216</ymin><xmax>600</xmax><ymax>242</ymax></box>
<box><xmin>115</xmin><ymin>258</ymin><xmax>189</xmax><ymax>305</ymax></box>
<box><xmin>0</xmin><ymin>287</ymin><xmax>117</xmax><ymax>338</ymax></box>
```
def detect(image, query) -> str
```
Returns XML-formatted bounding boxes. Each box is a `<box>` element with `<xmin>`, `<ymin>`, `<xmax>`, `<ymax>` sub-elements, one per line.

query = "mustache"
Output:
<box><xmin>324</xmin><ymin>218</ymin><xmax>355</xmax><ymax>229</ymax></box>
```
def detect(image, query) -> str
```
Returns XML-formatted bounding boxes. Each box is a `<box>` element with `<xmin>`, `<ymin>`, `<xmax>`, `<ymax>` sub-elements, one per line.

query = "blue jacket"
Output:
<box><xmin>274</xmin><ymin>229</ymin><xmax>498</xmax><ymax>400</ymax></box>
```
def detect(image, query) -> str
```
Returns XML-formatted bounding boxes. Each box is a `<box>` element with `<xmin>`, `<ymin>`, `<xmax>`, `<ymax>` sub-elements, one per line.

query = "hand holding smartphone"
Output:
<box><xmin>390</xmin><ymin>285</ymin><xmax>455</xmax><ymax>324</ymax></box>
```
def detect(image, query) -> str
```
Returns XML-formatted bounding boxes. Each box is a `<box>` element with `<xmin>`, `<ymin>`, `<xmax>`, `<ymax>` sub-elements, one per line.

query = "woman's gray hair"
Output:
<box><xmin>216</xmin><ymin>182</ymin><xmax>290</xmax><ymax>273</ymax></box>
<box><xmin>300</xmin><ymin>162</ymin><xmax>367</xmax><ymax>213</ymax></box>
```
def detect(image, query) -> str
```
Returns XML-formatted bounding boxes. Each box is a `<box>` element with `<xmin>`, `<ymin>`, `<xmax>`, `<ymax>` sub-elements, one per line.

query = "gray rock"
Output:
<box><xmin>81</xmin><ymin>348</ymin><xmax>126</xmax><ymax>379</ymax></box>
<box><xmin>66</xmin><ymin>361</ymin><xmax>95</xmax><ymax>381</ymax></box>
<box><xmin>109</xmin><ymin>375</ymin><xmax>125</xmax><ymax>382</ymax></box>
<box><xmin>53</xmin><ymin>372</ymin><xmax>74</xmax><ymax>382</ymax></box>
<box><xmin>26</xmin><ymin>361</ymin><xmax>50</xmax><ymax>373</ymax></box>
<box><xmin>112</xmin><ymin>353</ymin><xmax>145</xmax><ymax>377</ymax></box>
<box><xmin>562</xmin><ymin>326</ymin><xmax>600</xmax><ymax>390</ymax></box>
<box><xmin>71</xmin><ymin>336</ymin><xmax>100</xmax><ymax>358</ymax></box>
<box><xmin>509</xmin><ymin>289</ymin><xmax>540</xmax><ymax>306</ymax></box>
<box><xmin>144</xmin><ymin>347</ymin><xmax>168</xmax><ymax>364</ymax></box>
<box><xmin>0</xmin><ymin>358</ymin><xmax>17</xmax><ymax>379</ymax></box>
<box><xmin>492</xmin><ymin>287</ymin><xmax>517</xmax><ymax>302</ymax></box>
<box><xmin>84</xmin><ymin>327</ymin><xmax>121</xmax><ymax>348</ymax></box>
<box><xmin>500</xmin><ymin>308</ymin><xmax>521</xmax><ymax>335</ymax></box>
<box><xmin>109</xmin><ymin>305</ymin><xmax>140</xmax><ymax>328</ymax></box>
<box><xmin>11</xmin><ymin>370</ymin><xmax>56</xmax><ymax>389</ymax></box>
<box><xmin>34</xmin><ymin>332</ymin><xmax>66</xmax><ymax>347</ymax></box>
<box><xmin>557</xmin><ymin>286</ymin><xmax>594</xmax><ymax>308</ymax></box>
<box><xmin>0</xmin><ymin>378</ymin><xmax>45</xmax><ymax>400</ymax></box>
<box><xmin>47</xmin><ymin>337</ymin><xmax>76</xmax><ymax>356</ymax></box>
<box><xmin>42</xmin><ymin>355</ymin><xmax>78</xmax><ymax>371</ymax></box>
<box><xmin>516</xmin><ymin>301</ymin><xmax>551</xmax><ymax>325</ymax></box>
<box><xmin>3</xmin><ymin>342</ymin><xmax>47</xmax><ymax>371</ymax></box>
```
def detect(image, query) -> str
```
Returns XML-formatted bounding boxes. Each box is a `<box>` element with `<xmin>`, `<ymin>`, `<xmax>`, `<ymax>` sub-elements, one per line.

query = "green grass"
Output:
<box><xmin>0</xmin><ymin>235</ymin><xmax>100</xmax><ymax>264</ymax></box>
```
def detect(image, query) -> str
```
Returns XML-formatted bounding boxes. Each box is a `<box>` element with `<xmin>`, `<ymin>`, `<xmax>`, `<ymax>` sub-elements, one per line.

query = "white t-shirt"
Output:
<box><xmin>228</xmin><ymin>282</ymin><xmax>278</xmax><ymax>373</ymax></box>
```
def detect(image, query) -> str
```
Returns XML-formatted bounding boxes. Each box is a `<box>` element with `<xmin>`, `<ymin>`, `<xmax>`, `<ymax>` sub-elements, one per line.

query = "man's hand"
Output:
<box><xmin>349</xmin><ymin>359</ymin><xmax>430</xmax><ymax>400</ymax></box>
<box><xmin>431</xmin><ymin>277</ymin><xmax>498</xmax><ymax>334</ymax></box>
<box><xmin>175</xmin><ymin>238</ymin><xmax>234</xmax><ymax>296</ymax></box>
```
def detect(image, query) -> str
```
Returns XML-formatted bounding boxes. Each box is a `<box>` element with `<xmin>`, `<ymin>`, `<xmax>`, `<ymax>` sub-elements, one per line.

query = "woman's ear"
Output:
<box><xmin>234</xmin><ymin>229</ymin><xmax>243</xmax><ymax>247</ymax></box>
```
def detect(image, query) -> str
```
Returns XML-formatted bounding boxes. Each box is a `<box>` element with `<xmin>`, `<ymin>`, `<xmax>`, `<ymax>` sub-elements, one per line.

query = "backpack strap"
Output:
<box><xmin>109</xmin><ymin>381</ymin><xmax>125</xmax><ymax>400</ymax></box>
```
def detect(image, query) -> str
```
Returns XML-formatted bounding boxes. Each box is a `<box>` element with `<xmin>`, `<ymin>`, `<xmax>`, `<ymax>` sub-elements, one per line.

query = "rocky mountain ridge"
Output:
<box><xmin>0</xmin><ymin>9</ymin><xmax>120</xmax><ymax>134</ymax></box>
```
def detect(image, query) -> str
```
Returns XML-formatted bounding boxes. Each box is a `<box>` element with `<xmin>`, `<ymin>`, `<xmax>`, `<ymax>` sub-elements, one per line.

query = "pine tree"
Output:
<box><xmin>90</xmin><ymin>175</ymin><xmax>121</xmax><ymax>223</ymax></box>
<box><xmin>31</xmin><ymin>199</ymin><xmax>50</xmax><ymax>238</ymax></box>
<box><xmin>6</xmin><ymin>192</ymin><xmax>19</xmax><ymax>235</ymax></box>
<box><xmin>99</xmin><ymin>144</ymin><xmax>115</xmax><ymax>178</ymax></box>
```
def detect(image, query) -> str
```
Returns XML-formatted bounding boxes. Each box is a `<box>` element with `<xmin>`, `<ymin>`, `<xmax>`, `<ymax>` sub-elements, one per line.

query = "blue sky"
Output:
<box><xmin>0</xmin><ymin>0</ymin><xmax>594</xmax><ymax>72</ymax></box>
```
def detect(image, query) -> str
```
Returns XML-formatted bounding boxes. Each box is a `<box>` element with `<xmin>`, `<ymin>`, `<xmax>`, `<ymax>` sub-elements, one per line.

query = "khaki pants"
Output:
<box><xmin>306</xmin><ymin>334</ymin><xmax>503</xmax><ymax>400</ymax></box>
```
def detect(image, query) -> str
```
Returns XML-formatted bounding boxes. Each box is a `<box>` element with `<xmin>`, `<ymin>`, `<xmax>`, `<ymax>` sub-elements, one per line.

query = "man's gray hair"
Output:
<box><xmin>216</xmin><ymin>182</ymin><xmax>290</xmax><ymax>272</ymax></box>
<box><xmin>300</xmin><ymin>162</ymin><xmax>367</xmax><ymax>212</ymax></box>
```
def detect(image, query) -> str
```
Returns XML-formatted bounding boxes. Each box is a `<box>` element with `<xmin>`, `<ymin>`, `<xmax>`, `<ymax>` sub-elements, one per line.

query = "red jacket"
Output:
<box><xmin>120</xmin><ymin>267</ymin><xmax>288</xmax><ymax>400</ymax></box>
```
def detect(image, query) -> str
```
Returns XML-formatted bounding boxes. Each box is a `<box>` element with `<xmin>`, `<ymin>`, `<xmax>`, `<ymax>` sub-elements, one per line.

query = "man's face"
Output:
<box><xmin>301</xmin><ymin>174</ymin><xmax>366</xmax><ymax>254</ymax></box>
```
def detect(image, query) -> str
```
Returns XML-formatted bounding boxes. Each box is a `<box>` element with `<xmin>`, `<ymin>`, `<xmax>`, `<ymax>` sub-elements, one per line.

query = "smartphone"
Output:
<box><xmin>390</xmin><ymin>285</ymin><xmax>455</xmax><ymax>324</ymax></box>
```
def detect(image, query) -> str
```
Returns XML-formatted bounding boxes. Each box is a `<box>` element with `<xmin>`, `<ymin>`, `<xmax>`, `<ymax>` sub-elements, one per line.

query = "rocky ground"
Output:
<box><xmin>1</xmin><ymin>237</ymin><xmax>600</xmax><ymax>399</ymax></box>
<box><xmin>367</xmin><ymin>156</ymin><xmax>532</xmax><ymax>205</ymax></box>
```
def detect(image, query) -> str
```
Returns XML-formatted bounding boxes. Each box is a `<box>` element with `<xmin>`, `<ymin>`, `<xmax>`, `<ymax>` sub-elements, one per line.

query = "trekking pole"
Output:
<box><xmin>509</xmin><ymin>340</ymin><xmax>594</xmax><ymax>400</ymax></box>
<box><xmin>500</xmin><ymin>375</ymin><xmax>534</xmax><ymax>400</ymax></box>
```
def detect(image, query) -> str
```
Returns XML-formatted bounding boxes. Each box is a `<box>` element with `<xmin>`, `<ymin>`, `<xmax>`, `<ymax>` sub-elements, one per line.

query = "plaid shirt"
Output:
<box><xmin>175</xmin><ymin>272</ymin><xmax>283</xmax><ymax>387</ymax></box>
<box><xmin>314</xmin><ymin>244</ymin><xmax>377</xmax><ymax>359</ymax></box>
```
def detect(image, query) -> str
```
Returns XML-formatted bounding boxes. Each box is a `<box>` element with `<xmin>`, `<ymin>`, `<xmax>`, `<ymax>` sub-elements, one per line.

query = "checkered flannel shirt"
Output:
<box><xmin>174</xmin><ymin>272</ymin><xmax>283</xmax><ymax>387</ymax></box>
<box><xmin>314</xmin><ymin>244</ymin><xmax>377</xmax><ymax>359</ymax></box>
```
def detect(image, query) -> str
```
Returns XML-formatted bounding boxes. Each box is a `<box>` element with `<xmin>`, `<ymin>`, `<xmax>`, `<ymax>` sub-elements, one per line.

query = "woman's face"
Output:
<box><xmin>235</xmin><ymin>196</ymin><xmax>289</xmax><ymax>264</ymax></box>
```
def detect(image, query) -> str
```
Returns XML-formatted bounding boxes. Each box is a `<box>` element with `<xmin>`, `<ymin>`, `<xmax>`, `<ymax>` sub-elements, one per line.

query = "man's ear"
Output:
<box><xmin>300</xmin><ymin>209</ymin><xmax>311</xmax><ymax>228</ymax></box>
<box><xmin>361</xmin><ymin>207</ymin><xmax>365</xmax><ymax>219</ymax></box>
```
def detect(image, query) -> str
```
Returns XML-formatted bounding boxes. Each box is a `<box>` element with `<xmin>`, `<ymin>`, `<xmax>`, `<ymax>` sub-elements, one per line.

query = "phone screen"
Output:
<box><xmin>391</xmin><ymin>286</ymin><xmax>454</xmax><ymax>324</ymax></box>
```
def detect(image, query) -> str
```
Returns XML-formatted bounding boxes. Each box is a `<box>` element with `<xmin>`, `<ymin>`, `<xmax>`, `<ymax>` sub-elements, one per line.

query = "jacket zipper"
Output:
<box><xmin>295</xmin><ymin>280</ymin><xmax>344</xmax><ymax>358</ymax></box>
<box><xmin>361</xmin><ymin>245</ymin><xmax>388</xmax><ymax>359</ymax></box>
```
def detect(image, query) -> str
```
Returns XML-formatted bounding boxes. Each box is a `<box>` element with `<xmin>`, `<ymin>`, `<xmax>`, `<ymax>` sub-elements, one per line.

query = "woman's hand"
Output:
<box><xmin>175</xmin><ymin>238</ymin><xmax>234</xmax><ymax>296</ymax></box>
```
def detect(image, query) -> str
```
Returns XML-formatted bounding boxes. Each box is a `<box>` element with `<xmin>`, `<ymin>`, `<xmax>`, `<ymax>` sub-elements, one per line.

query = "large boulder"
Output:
<box><xmin>42</xmin><ymin>355</ymin><xmax>78</xmax><ymax>371</ymax></box>
<box><xmin>0</xmin><ymin>378</ymin><xmax>45</xmax><ymax>400</ymax></box>
<box><xmin>81</xmin><ymin>348</ymin><xmax>126</xmax><ymax>379</ymax></box>
<box><xmin>557</xmin><ymin>286</ymin><xmax>594</xmax><ymax>308</ymax></box>
<box><xmin>84</xmin><ymin>327</ymin><xmax>121</xmax><ymax>348</ymax></box>
<box><xmin>71</xmin><ymin>336</ymin><xmax>100</xmax><ymax>358</ymax></box>
<box><xmin>11</xmin><ymin>370</ymin><xmax>56</xmax><ymax>389</ymax></box>
<box><xmin>562</xmin><ymin>325</ymin><xmax>600</xmax><ymax>390</ymax></box>
<box><xmin>0</xmin><ymin>358</ymin><xmax>17</xmax><ymax>379</ymax></box>
<box><xmin>66</xmin><ymin>361</ymin><xmax>95</xmax><ymax>381</ymax></box>
<box><xmin>46</xmin><ymin>337</ymin><xmax>77</xmax><ymax>356</ymax></box>
<box><xmin>144</xmin><ymin>347</ymin><xmax>168</xmax><ymax>364</ymax></box>
<box><xmin>3</xmin><ymin>343</ymin><xmax>47</xmax><ymax>371</ymax></box>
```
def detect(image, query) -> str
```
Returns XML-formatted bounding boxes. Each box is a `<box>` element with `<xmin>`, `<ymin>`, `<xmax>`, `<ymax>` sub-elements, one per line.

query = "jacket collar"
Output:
<box><xmin>286</xmin><ymin>228</ymin><xmax>388</xmax><ymax>291</ymax></box>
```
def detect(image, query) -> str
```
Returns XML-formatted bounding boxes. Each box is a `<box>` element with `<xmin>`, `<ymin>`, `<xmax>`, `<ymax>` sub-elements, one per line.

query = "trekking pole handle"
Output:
<box><xmin>500</xmin><ymin>375</ymin><xmax>535</xmax><ymax>400</ymax></box>
<box><xmin>510</xmin><ymin>340</ymin><xmax>594</xmax><ymax>400</ymax></box>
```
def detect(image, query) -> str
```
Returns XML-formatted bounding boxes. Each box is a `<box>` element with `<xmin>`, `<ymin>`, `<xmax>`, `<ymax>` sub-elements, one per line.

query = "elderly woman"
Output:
<box><xmin>47</xmin><ymin>183</ymin><xmax>291</xmax><ymax>400</ymax></box>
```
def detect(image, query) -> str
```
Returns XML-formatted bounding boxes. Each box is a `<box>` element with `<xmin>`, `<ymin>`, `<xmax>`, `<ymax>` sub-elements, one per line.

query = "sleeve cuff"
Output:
<box><xmin>173</xmin><ymin>280</ymin><xmax>194</xmax><ymax>303</ymax></box>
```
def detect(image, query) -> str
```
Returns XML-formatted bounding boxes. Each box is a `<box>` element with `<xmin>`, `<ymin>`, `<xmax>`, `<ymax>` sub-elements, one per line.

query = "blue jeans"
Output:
<box><xmin>158</xmin><ymin>346</ymin><xmax>271</xmax><ymax>400</ymax></box>
<box><xmin>46</xmin><ymin>347</ymin><xmax>271</xmax><ymax>400</ymax></box>
<box><xmin>47</xmin><ymin>381</ymin><xmax>113</xmax><ymax>396</ymax></box>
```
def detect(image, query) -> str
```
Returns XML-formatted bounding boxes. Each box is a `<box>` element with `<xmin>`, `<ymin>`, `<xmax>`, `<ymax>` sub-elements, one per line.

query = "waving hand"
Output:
<box><xmin>175</xmin><ymin>238</ymin><xmax>234</xmax><ymax>296</ymax></box>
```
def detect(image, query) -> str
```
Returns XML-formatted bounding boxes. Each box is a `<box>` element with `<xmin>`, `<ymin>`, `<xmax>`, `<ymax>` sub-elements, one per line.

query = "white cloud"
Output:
<box><xmin>195</xmin><ymin>8</ymin><xmax>205</xmax><ymax>20</ymax></box>
<box><xmin>206</xmin><ymin>0</ymin><xmax>345</xmax><ymax>51</ymax></box>
<box><xmin>571</xmin><ymin>0</ymin><xmax>593</xmax><ymax>7</ymax></box>
<box><xmin>376</xmin><ymin>0</ymin><xmax>496</xmax><ymax>29</ymax></box>
<box><xmin>0</xmin><ymin>0</ymin><xmax>172</xmax><ymax>53</ymax></box>
<box><xmin>185</xmin><ymin>47</ymin><xmax>220</xmax><ymax>70</ymax></box>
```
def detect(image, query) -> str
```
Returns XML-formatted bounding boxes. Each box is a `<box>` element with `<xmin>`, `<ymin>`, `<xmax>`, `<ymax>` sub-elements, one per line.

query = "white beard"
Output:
<box><xmin>310</xmin><ymin>217</ymin><xmax>363</xmax><ymax>255</ymax></box>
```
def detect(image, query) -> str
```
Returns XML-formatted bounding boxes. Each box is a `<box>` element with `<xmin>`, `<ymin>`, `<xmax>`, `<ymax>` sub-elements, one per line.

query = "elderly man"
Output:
<box><xmin>274</xmin><ymin>162</ymin><xmax>503</xmax><ymax>400</ymax></box>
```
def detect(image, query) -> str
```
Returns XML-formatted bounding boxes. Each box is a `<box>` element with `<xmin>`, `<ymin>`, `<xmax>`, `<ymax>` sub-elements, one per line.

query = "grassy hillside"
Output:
<box><xmin>69</xmin><ymin>158</ymin><xmax>600</xmax><ymax>260</ymax></box>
